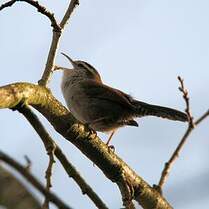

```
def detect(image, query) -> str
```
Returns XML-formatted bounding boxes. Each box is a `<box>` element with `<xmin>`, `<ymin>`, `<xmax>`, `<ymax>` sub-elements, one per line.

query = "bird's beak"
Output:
<box><xmin>61</xmin><ymin>52</ymin><xmax>77</xmax><ymax>68</ymax></box>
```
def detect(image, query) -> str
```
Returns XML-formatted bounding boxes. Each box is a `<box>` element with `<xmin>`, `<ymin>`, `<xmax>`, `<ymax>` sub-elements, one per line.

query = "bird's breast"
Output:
<box><xmin>62</xmin><ymin>83</ymin><xmax>91</xmax><ymax>124</ymax></box>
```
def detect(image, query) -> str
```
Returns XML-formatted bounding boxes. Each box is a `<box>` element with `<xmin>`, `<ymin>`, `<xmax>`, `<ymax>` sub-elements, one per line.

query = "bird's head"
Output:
<box><xmin>61</xmin><ymin>52</ymin><xmax>102</xmax><ymax>82</ymax></box>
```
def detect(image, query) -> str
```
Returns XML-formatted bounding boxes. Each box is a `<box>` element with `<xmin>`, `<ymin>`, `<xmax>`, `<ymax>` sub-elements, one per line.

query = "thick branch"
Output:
<box><xmin>0</xmin><ymin>82</ymin><xmax>173</xmax><ymax>209</ymax></box>
<box><xmin>0</xmin><ymin>150</ymin><xmax>72</xmax><ymax>209</ymax></box>
<box><xmin>17</xmin><ymin>105</ymin><xmax>108</xmax><ymax>209</ymax></box>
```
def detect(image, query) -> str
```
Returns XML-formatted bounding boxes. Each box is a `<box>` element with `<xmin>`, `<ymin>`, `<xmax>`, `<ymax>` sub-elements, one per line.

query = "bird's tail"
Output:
<box><xmin>132</xmin><ymin>100</ymin><xmax>188</xmax><ymax>122</ymax></box>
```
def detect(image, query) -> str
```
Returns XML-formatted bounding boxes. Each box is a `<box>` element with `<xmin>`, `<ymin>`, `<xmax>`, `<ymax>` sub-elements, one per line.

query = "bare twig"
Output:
<box><xmin>38</xmin><ymin>0</ymin><xmax>79</xmax><ymax>86</ymax></box>
<box><xmin>0</xmin><ymin>150</ymin><xmax>72</xmax><ymax>209</ymax></box>
<box><xmin>0</xmin><ymin>0</ymin><xmax>60</xmax><ymax>31</ymax></box>
<box><xmin>24</xmin><ymin>155</ymin><xmax>32</xmax><ymax>171</ymax></box>
<box><xmin>14</xmin><ymin>102</ymin><xmax>56</xmax><ymax>208</ymax></box>
<box><xmin>0</xmin><ymin>0</ymin><xmax>79</xmax><ymax>87</ymax></box>
<box><xmin>42</xmin><ymin>142</ymin><xmax>56</xmax><ymax>209</ymax></box>
<box><xmin>60</xmin><ymin>0</ymin><xmax>79</xmax><ymax>29</ymax></box>
<box><xmin>0</xmin><ymin>0</ymin><xmax>16</xmax><ymax>10</ymax></box>
<box><xmin>157</xmin><ymin>76</ymin><xmax>209</xmax><ymax>191</ymax></box>
<box><xmin>17</xmin><ymin>105</ymin><xmax>108</xmax><ymax>209</ymax></box>
<box><xmin>177</xmin><ymin>76</ymin><xmax>194</xmax><ymax>127</ymax></box>
<box><xmin>38</xmin><ymin>31</ymin><xmax>61</xmax><ymax>86</ymax></box>
<box><xmin>195</xmin><ymin>109</ymin><xmax>209</xmax><ymax>125</ymax></box>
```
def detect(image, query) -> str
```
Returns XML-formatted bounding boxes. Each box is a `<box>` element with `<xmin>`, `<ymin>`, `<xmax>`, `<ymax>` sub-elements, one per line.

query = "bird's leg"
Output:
<box><xmin>86</xmin><ymin>117</ymin><xmax>109</xmax><ymax>139</ymax></box>
<box><xmin>106</xmin><ymin>131</ymin><xmax>115</xmax><ymax>145</ymax></box>
<box><xmin>106</xmin><ymin>131</ymin><xmax>116</xmax><ymax>151</ymax></box>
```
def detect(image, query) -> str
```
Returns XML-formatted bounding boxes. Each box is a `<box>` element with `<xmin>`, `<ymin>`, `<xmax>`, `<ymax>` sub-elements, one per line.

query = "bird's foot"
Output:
<box><xmin>84</xmin><ymin>124</ymin><xmax>97</xmax><ymax>139</ymax></box>
<box><xmin>153</xmin><ymin>184</ymin><xmax>162</xmax><ymax>194</ymax></box>
<box><xmin>107</xmin><ymin>144</ymin><xmax>115</xmax><ymax>153</ymax></box>
<box><xmin>68</xmin><ymin>123</ymin><xmax>97</xmax><ymax>140</ymax></box>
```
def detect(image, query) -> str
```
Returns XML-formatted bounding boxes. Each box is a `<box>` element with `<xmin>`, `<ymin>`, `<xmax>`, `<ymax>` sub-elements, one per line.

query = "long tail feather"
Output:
<box><xmin>132</xmin><ymin>100</ymin><xmax>188</xmax><ymax>122</ymax></box>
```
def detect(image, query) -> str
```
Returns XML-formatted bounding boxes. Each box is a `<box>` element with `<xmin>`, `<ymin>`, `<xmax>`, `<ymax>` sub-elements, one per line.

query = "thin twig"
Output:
<box><xmin>17</xmin><ymin>105</ymin><xmax>109</xmax><ymax>209</ymax></box>
<box><xmin>53</xmin><ymin>65</ymin><xmax>69</xmax><ymax>71</ymax></box>
<box><xmin>0</xmin><ymin>0</ymin><xmax>16</xmax><ymax>10</ymax></box>
<box><xmin>0</xmin><ymin>0</ymin><xmax>62</xmax><ymax>87</ymax></box>
<box><xmin>0</xmin><ymin>0</ymin><xmax>79</xmax><ymax>87</ymax></box>
<box><xmin>177</xmin><ymin>76</ymin><xmax>194</xmax><ymax>127</ymax></box>
<box><xmin>157</xmin><ymin>76</ymin><xmax>209</xmax><ymax>191</ymax></box>
<box><xmin>0</xmin><ymin>150</ymin><xmax>72</xmax><ymax>209</ymax></box>
<box><xmin>195</xmin><ymin>109</ymin><xmax>209</xmax><ymax>125</ymax></box>
<box><xmin>60</xmin><ymin>0</ymin><xmax>79</xmax><ymax>29</ymax></box>
<box><xmin>24</xmin><ymin>155</ymin><xmax>32</xmax><ymax>171</ymax></box>
<box><xmin>15</xmin><ymin>102</ymin><xmax>56</xmax><ymax>208</ymax></box>
<box><xmin>43</xmin><ymin>142</ymin><xmax>56</xmax><ymax>209</ymax></box>
<box><xmin>0</xmin><ymin>0</ymin><xmax>60</xmax><ymax>31</ymax></box>
<box><xmin>38</xmin><ymin>0</ymin><xmax>79</xmax><ymax>86</ymax></box>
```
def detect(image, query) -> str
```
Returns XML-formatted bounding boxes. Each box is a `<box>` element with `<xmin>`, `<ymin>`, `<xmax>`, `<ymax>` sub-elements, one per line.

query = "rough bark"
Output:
<box><xmin>0</xmin><ymin>82</ymin><xmax>173</xmax><ymax>209</ymax></box>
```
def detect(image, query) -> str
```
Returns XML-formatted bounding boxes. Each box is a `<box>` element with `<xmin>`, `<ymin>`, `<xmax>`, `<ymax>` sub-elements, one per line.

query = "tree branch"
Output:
<box><xmin>38</xmin><ymin>0</ymin><xmax>79</xmax><ymax>86</ymax></box>
<box><xmin>42</xmin><ymin>142</ymin><xmax>56</xmax><ymax>209</ymax></box>
<box><xmin>0</xmin><ymin>0</ymin><xmax>62</xmax><ymax>88</ymax></box>
<box><xmin>0</xmin><ymin>1</ymin><xmax>176</xmax><ymax>208</ymax></box>
<box><xmin>60</xmin><ymin>0</ymin><xmax>79</xmax><ymax>29</ymax></box>
<box><xmin>0</xmin><ymin>150</ymin><xmax>72</xmax><ymax>209</ymax></box>
<box><xmin>0</xmin><ymin>0</ymin><xmax>79</xmax><ymax>87</ymax></box>
<box><xmin>16</xmin><ymin>104</ymin><xmax>108</xmax><ymax>209</ymax></box>
<box><xmin>0</xmin><ymin>82</ymin><xmax>173</xmax><ymax>209</ymax></box>
<box><xmin>157</xmin><ymin>76</ymin><xmax>209</xmax><ymax>191</ymax></box>
<box><xmin>0</xmin><ymin>165</ymin><xmax>41</xmax><ymax>209</ymax></box>
<box><xmin>195</xmin><ymin>109</ymin><xmax>209</xmax><ymax>125</ymax></box>
<box><xmin>0</xmin><ymin>0</ymin><xmax>60</xmax><ymax>31</ymax></box>
<box><xmin>118</xmin><ymin>173</ymin><xmax>136</xmax><ymax>209</ymax></box>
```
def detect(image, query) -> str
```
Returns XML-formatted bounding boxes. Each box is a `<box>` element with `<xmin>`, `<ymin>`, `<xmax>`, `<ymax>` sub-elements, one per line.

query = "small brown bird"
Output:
<box><xmin>60</xmin><ymin>53</ymin><xmax>188</xmax><ymax>145</ymax></box>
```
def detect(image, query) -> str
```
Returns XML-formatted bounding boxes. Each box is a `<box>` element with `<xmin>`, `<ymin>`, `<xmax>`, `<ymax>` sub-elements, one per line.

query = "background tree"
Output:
<box><xmin>0</xmin><ymin>1</ymin><xmax>209</xmax><ymax>209</ymax></box>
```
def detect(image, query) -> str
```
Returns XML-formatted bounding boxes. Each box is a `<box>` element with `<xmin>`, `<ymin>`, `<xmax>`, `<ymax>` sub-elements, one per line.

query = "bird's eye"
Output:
<box><xmin>77</xmin><ymin>63</ymin><xmax>85</xmax><ymax>68</ymax></box>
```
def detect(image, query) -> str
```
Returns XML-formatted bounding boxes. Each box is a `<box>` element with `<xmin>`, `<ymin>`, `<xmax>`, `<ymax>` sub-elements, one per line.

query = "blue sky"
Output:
<box><xmin>0</xmin><ymin>0</ymin><xmax>209</xmax><ymax>208</ymax></box>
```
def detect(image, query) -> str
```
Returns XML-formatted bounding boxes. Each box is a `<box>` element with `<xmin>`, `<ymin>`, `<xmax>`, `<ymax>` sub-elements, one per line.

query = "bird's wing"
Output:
<box><xmin>79</xmin><ymin>80</ymin><xmax>134</xmax><ymax>109</ymax></box>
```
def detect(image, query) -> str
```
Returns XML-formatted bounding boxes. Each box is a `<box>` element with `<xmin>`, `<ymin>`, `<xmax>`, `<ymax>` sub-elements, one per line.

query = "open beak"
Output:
<box><xmin>61</xmin><ymin>52</ymin><xmax>77</xmax><ymax>68</ymax></box>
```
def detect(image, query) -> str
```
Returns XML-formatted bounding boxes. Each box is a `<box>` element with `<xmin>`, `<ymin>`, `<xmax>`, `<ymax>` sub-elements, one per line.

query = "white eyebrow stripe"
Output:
<box><xmin>77</xmin><ymin>61</ymin><xmax>98</xmax><ymax>75</ymax></box>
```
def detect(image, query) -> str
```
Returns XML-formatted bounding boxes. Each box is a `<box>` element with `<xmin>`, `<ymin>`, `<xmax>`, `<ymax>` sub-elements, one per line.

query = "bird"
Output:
<box><xmin>60</xmin><ymin>52</ymin><xmax>188</xmax><ymax>145</ymax></box>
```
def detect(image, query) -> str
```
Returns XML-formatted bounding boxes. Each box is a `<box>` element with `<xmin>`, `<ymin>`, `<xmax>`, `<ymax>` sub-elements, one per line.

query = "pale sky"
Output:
<box><xmin>0</xmin><ymin>0</ymin><xmax>209</xmax><ymax>209</ymax></box>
